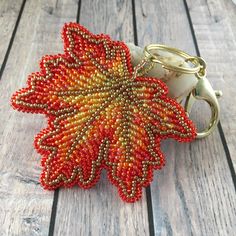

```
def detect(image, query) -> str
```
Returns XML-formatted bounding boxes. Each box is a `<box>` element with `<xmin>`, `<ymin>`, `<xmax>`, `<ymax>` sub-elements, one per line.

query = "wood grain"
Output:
<box><xmin>53</xmin><ymin>1</ymin><xmax>150</xmax><ymax>235</ymax></box>
<box><xmin>0</xmin><ymin>0</ymin><xmax>78</xmax><ymax>235</ymax></box>
<box><xmin>185</xmin><ymin>0</ymin><xmax>236</xmax><ymax>170</ymax></box>
<box><xmin>0</xmin><ymin>0</ymin><xmax>23</xmax><ymax>68</ymax></box>
<box><xmin>135</xmin><ymin>0</ymin><xmax>236</xmax><ymax>235</ymax></box>
<box><xmin>0</xmin><ymin>0</ymin><xmax>235</xmax><ymax>235</ymax></box>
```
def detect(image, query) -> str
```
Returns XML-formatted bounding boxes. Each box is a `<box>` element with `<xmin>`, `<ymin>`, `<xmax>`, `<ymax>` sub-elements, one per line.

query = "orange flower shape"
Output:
<box><xmin>11</xmin><ymin>23</ymin><xmax>196</xmax><ymax>202</ymax></box>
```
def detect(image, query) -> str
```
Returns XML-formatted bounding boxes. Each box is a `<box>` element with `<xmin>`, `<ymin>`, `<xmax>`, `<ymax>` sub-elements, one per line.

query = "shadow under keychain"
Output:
<box><xmin>11</xmin><ymin>23</ymin><xmax>221</xmax><ymax>202</ymax></box>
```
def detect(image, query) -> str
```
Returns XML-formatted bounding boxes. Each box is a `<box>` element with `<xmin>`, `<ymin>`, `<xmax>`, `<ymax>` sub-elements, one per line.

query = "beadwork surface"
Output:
<box><xmin>0</xmin><ymin>0</ymin><xmax>235</xmax><ymax>235</ymax></box>
<box><xmin>11</xmin><ymin>22</ymin><xmax>196</xmax><ymax>203</ymax></box>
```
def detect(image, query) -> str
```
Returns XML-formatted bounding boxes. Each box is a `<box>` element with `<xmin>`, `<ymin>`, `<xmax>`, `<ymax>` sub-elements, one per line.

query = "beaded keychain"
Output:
<box><xmin>11</xmin><ymin>23</ymin><xmax>220</xmax><ymax>202</ymax></box>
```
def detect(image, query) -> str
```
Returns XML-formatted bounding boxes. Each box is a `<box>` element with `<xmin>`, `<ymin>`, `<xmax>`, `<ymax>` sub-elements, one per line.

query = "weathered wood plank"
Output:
<box><xmin>0</xmin><ymin>0</ymin><xmax>78</xmax><ymax>235</ymax></box>
<box><xmin>185</xmin><ymin>0</ymin><xmax>236</xmax><ymax>170</ymax></box>
<box><xmin>135</xmin><ymin>0</ymin><xmax>236</xmax><ymax>235</ymax></box>
<box><xmin>0</xmin><ymin>0</ymin><xmax>23</xmax><ymax>68</ymax></box>
<box><xmin>53</xmin><ymin>0</ymin><xmax>150</xmax><ymax>235</ymax></box>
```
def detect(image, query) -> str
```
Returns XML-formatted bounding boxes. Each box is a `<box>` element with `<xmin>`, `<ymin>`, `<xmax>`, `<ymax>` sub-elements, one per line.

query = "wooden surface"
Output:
<box><xmin>0</xmin><ymin>0</ymin><xmax>235</xmax><ymax>235</ymax></box>
<box><xmin>136</xmin><ymin>0</ymin><xmax>236</xmax><ymax>235</ymax></box>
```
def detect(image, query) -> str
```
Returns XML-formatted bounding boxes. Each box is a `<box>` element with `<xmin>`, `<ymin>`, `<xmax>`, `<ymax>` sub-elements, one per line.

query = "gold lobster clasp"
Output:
<box><xmin>184</xmin><ymin>57</ymin><xmax>222</xmax><ymax>138</ymax></box>
<box><xmin>184</xmin><ymin>75</ymin><xmax>222</xmax><ymax>138</ymax></box>
<box><xmin>144</xmin><ymin>44</ymin><xmax>222</xmax><ymax>139</ymax></box>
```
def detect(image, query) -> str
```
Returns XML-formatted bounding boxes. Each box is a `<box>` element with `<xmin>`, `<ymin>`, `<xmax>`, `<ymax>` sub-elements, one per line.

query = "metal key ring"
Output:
<box><xmin>144</xmin><ymin>44</ymin><xmax>201</xmax><ymax>74</ymax></box>
<box><xmin>144</xmin><ymin>44</ymin><xmax>222</xmax><ymax>139</ymax></box>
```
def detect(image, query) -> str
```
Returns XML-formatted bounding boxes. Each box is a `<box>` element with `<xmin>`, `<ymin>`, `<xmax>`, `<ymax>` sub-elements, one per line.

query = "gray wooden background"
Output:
<box><xmin>0</xmin><ymin>0</ymin><xmax>235</xmax><ymax>235</ymax></box>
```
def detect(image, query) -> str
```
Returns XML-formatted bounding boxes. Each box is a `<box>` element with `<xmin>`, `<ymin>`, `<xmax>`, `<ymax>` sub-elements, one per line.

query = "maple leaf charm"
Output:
<box><xmin>11</xmin><ymin>23</ymin><xmax>196</xmax><ymax>202</ymax></box>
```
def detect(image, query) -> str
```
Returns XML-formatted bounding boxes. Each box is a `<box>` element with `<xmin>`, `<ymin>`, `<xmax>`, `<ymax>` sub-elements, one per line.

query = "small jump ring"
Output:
<box><xmin>185</xmin><ymin>56</ymin><xmax>207</xmax><ymax>78</ymax></box>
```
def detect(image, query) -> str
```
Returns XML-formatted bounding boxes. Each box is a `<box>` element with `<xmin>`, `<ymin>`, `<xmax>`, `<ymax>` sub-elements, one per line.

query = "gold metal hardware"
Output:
<box><xmin>144</xmin><ymin>44</ymin><xmax>222</xmax><ymax>139</ymax></box>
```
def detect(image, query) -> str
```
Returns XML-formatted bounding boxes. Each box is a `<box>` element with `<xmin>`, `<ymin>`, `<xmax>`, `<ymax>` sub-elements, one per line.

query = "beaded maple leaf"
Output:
<box><xmin>11</xmin><ymin>23</ymin><xmax>196</xmax><ymax>202</ymax></box>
